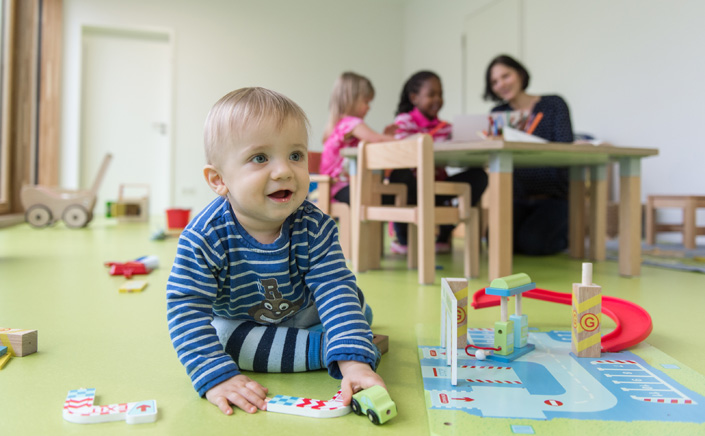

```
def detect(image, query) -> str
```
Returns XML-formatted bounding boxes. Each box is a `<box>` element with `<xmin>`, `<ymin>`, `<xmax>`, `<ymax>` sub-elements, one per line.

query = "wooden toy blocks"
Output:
<box><xmin>0</xmin><ymin>352</ymin><xmax>10</xmax><ymax>369</ymax></box>
<box><xmin>119</xmin><ymin>280</ymin><xmax>148</xmax><ymax>293</ymax></box>
<box><xmin>0</xmin><ymin>328</ymin><xmax>38</xmax><ymax>357</ymax></box>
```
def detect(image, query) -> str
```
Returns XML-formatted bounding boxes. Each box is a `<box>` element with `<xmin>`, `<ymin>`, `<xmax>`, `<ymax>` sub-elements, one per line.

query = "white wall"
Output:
<box><xmin>401</xmin><ymin>0</ymin><xmax>494</xmax><ymax>118</ymax></box>
<box><xmin>62</xmin><ymin>0</ymin><xmax>705</xmax><ymax>236</ymax></box>
<box><xmin>404</xmin><ymin>0</ymin><xmax>705</xmax><ymax>239</ymax></box>
<box><xmin>61</xmin><ymin>0</ymin><xmax>405</xmax><ymax>212</ymax></box>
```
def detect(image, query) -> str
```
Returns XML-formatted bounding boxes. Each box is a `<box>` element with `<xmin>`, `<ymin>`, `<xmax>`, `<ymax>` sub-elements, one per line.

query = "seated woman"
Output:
<box><xmin>484</xmin><ymin>54</ymin><xmax>574</xmax><ymax>255</ymax></box>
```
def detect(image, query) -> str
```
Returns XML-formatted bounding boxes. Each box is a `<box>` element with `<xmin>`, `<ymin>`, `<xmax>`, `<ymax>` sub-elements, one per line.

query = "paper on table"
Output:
<box><xmin>502</xmin><ymin>126</ymin><xmax>547</xmax><ymax>143</ymax></box>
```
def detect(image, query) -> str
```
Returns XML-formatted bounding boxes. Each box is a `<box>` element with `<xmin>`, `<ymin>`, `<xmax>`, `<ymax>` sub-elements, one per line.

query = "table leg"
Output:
<box><xmin>619</xmin><ymin>158</ymin><xmax>642</xmax><ymax>276</ymax></box>
<box><xmin>569</xmin><ymin>166</ymin><xmax>586</xmax><ymax>259</ymax></box>
<box><xmin>589</xmin><ymin>164</ymin><xmax>607</xmax><ymax>261</ymax></box>
<box><xmin>488</xmin><ymin>152</ymin><xmax>513</xmax><ymax>280</ymax></box>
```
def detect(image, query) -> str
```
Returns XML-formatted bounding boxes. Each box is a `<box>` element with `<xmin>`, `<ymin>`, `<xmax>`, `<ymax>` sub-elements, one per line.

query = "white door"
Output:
<box><xmin>462</xmin><ymin>0</ymin><xmax>522</xmax><ymax>114</ymax></box>
<box><xmin>80</xmin><ymin>26</ymin><xmax>172</xmax><ymax>218</ymax></box>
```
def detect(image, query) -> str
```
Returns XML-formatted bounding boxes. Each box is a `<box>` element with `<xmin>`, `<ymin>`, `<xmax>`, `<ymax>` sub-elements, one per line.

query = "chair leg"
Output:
<box><xmin>469</xmin><ymin>207</ymin><xmax>480</xmax><ymax>278</ymax></box>
<box><xmin>645</xmin><ymin>197</ymin><xmax>655</xmax><ymax>245</ymax></box>
<box><xmin>408</xmin><ymin>224</ymin><xmax>418</xmax><ymax>270</ymax></box>
<box><xmin>418</xmin><ymin>219</ymin><xmax>435</xmax><ymax>285</ymax></box>
<box><xmin>684</xmin><ymin>198</ymin><xmax>697</xmax><ymax>250</ymax></box>
<box><xmin>337</xmin><ymin>210</ymin><xmax>351</xmax><ymax>261</ymax></box>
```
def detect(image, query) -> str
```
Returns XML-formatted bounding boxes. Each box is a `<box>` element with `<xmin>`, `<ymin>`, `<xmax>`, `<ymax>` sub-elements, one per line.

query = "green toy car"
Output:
<box><xmin>351</xmin><ymin>386</ymin><xmax>397</xmax><ymax>425</ymax></box>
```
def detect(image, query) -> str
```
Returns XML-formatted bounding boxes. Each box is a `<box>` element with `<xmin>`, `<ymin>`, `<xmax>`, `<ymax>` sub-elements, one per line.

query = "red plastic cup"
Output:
<box><xmin>166</xmin><ymin>208</ymin><xmax>191</xmax><ymax>229</ymax></box>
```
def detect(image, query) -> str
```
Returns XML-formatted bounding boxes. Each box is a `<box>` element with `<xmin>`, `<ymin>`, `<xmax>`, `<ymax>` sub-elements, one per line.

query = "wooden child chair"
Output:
<box><xmin>308</xmin><ymin>151</ymin><xmax>407</xmax><ymax>261</ymax></box>
<box><xmin>646</xmin><ymin>195</ymin><xmax>705</xmax><ymax>249</ymax></box>
<box><xmin>352</xmin><ymin>134</ymin><xmax>480</xmax><ymax>285</ymax></box>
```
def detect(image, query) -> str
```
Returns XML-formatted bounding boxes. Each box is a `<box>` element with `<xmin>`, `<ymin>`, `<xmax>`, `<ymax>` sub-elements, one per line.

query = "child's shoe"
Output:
<box><xmin>435</xmin><ymin>241</ymin><xmax>451</xmax><ymax>254</ymax></box>
<box><xmin>390</xmin><ymin>240</ymin><xmax>408</xmax><ymax>255</ymax></box>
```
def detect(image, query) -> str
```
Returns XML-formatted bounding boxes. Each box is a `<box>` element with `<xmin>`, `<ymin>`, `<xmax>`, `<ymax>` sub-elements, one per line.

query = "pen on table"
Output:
<box><xmin>526</xmin><ymin>112</ymin><xmax>544</xmax><ymax>135</ymax></box>
<box><xmin>427</xmin><ymin>121</ymin><xmax>449</xmax><ymax>137</ymax></box>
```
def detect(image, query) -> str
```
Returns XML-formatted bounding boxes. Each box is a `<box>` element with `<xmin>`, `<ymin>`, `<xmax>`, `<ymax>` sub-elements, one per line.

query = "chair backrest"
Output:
<box><xmin>308</xmin><ymin>151</ymin><xmax>323</xmax><ymax>174</ymax></box>
<box><xmin>359</xmin><ymin>134</ymin><xmax>433</xmax><ymax>171</ymax></box>
<box><xmin>357</xmin><ymin>134</ymin><xmax>435</xmax><ymax>222</ymax></box>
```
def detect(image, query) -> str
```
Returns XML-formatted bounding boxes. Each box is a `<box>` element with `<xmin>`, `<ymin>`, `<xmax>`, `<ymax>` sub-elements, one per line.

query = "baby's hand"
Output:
<box><xmin>338</xmin><ymin>360</ymin><xmax>386</xmax><ymax>406</ymax></box>
<box><xmin>205</xmin><ymin>374</ymin><xmax>268</xmax><ymax>415</ymax></box>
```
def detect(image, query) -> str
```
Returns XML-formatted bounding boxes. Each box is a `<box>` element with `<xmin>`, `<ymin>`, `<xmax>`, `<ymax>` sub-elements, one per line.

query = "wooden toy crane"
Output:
<box><xmin>21</xmin><ymin>154</ymin><xmax>112</xmax><ymax>228</ymax></box>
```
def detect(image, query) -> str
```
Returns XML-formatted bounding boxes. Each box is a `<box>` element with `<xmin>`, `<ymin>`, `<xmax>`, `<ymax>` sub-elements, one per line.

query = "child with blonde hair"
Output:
<box><xmin>320</xmin><ymin>72</ymin><xmax>397</xmax><ymax>204</ymax></box>
<box><xmin>167</xmin><ymin>87</ymin><xmax>385</xmax><ymax>416</ymax></box>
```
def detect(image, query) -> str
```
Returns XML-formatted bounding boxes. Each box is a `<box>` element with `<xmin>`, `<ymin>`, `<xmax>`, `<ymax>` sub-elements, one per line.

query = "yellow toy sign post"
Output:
<box><xmin>571</xmin><ymin>263</ymin><xmax>602</xmax><ymax>358</ymax></box>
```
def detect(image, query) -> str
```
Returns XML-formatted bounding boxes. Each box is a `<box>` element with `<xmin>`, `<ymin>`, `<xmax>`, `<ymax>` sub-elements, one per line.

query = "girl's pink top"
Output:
<box><xmin>320</xmin><ymin>116</ymin><xmax>363</xmax><ymax>197</ymax></box>
<box><xmin>394</xmin><ymin>107</ymin><xmax>451</xmax><ymax>180</ymax></box>
<box><xmin>394</xmin><ymin>107</ymin><xmax>452</xmax><ymax>141</ymax></box>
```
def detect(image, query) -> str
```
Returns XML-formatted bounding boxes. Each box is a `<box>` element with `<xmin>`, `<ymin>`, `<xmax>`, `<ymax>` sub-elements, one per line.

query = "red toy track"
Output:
<box><xmin>471</xmin><ymin>288</ymin><xmax>653</xmax><ymax>352</ymax></box>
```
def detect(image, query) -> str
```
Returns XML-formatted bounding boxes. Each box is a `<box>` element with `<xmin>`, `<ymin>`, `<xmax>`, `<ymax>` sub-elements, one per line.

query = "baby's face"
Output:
<box><xmin>218</xmin><ymin>117</ymin><xmax>309</xmax><ymax>239</ymax></box>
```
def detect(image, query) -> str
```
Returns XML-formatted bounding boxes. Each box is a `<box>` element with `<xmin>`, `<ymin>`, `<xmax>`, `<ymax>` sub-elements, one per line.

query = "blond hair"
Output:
<box><xmin>204</xmin><ymin>87</ymin><xmax>309</xmax><ymax>165</ymax></box>
<box><xmin>323</xmin><ymin>72</ymin><xmax>375</xmax><ymax>142</ymax></box>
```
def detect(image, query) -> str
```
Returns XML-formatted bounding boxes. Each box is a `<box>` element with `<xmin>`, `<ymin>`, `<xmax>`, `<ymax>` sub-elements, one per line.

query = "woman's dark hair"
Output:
<box><xmin>396</xmin><ymin>70</ymin><xmax>441</xmax><ymax>115</ymax></box>
<box><xmin>483</xmin><ymin>54</ymin><xmax>530</xmax><ymax>102</ymax></box>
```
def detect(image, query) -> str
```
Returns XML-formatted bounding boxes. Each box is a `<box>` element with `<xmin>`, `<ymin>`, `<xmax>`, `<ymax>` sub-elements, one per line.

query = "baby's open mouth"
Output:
<box><xmin>268</xmin><ymin>190</ymin><xmax>293</xmax><ymax>201</ymax></box>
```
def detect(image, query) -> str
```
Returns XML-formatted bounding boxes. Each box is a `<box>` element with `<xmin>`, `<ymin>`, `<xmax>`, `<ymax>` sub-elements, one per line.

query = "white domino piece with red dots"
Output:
<box><xmin>63</xmin><ymin>388</ymin><xmax>157</xmax><ymax>424</ymax></box>
<box><xmin>266</xmin><ymin>389</ymin><xmax>351</xmax><ymax>418</ymax></box>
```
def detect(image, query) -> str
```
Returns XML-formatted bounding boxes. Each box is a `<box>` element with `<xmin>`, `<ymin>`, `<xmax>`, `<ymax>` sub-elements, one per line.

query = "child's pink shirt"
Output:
<box><xmin>394</xmin><ymin>107</ymin><xmax>452</xmax><ymax>141</ymax></box>
<box><xmin>320</xmin><ymin>116</ymin><xmax>363</xmax><ymax>197</ymax></box>
<box><xmin>394</xmin><ymin>107</ymin><xmax>451</xmax><ymax>180</ymax></box>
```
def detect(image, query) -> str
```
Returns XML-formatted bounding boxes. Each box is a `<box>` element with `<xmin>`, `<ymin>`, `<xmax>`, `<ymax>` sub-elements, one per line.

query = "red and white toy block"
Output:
<box><xmin>63</xmin><ymin>388</ymin><xmax>157</xmax><ymax>424</ymax></box>
<box><xmin>266</xmin><ymin>389</ymin><xmax>351</xmax><ymax>418</ymax></box>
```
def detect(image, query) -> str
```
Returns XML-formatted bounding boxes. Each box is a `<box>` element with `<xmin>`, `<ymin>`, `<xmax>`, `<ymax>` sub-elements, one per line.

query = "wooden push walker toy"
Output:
<box><xmin>22</xmin><ymin>154</ymin><xmax>112</xmax><ymax>228</ymax></box>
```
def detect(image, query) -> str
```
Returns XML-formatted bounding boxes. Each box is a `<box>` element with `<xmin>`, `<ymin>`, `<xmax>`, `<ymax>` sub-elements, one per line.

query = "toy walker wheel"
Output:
<box><xmin>351</xmin><ymin>398</ymin><xmax>362</xmax><ymax>415</ymax></box>
<box><xmin>367</xmin><ymin>410</ymin><xmax>380</xmax><ymax>425</ymax></box>
<box><xmin>25</xmin><ymin>205</ymin><xmax>53</xmax><ymax>228</ymax></box>
<box><xmin>63</xmin><ymin>205</ymin><xmax>90</xmax><ymax>228</ymax></box>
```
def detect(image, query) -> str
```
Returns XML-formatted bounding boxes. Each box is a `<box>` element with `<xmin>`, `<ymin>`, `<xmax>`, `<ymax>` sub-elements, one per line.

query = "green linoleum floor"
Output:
<box><xmin>1</xmin><ymin>218</ymin><xmax>704</xmax><ymax>435</ymax></box>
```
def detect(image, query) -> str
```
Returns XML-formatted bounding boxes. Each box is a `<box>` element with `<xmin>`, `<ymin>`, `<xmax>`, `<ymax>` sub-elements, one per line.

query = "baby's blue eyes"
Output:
<box><xmin>249</xmin><ymin>152</ymin><xmax>304</xmax><ymax>163</ymax></box>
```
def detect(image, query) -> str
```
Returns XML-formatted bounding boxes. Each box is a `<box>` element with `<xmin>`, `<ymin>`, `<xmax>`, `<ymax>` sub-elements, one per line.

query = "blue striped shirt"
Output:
<box><xmin>166</xmin><ymin>196</ymin><xmax>376</xmax><ymax>396</ymax></box>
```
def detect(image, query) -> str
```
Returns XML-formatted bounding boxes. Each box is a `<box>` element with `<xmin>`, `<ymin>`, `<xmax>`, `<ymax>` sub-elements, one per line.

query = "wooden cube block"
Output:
<box><xmin>0</xmin><ymin>328</ymin><xmax>38</xmax><ymax>357</ymax></box>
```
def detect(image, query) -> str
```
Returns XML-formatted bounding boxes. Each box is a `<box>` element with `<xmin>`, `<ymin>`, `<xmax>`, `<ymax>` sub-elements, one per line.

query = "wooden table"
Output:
<box><xmin>346</xmin><ymin>139</ymin><xmax>658</xmax><ymax>281</ymax></box>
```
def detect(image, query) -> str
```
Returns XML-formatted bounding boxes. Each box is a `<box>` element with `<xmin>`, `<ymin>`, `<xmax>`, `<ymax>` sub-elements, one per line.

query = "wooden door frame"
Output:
<box><xmin>0</xmin><ymin>0</ymin><xmax>61</xmax><ymax>216</ymax></box>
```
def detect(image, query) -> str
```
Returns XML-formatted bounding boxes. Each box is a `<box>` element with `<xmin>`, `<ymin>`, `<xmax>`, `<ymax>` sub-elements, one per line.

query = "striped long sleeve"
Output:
<box><xmin>166</xmin><ymin>197</ymin><xmax>376</xmax><ymax>395</ymax></box>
